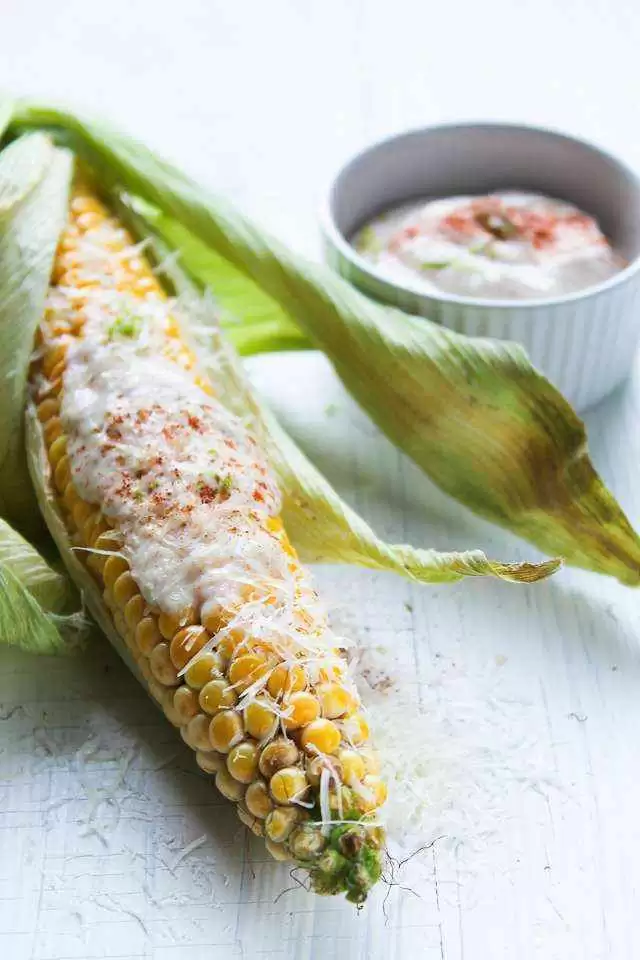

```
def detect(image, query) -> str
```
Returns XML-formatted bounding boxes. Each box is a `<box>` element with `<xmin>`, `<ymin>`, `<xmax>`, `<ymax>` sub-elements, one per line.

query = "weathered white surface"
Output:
<box><xmin>1</xmin><ymin>2</ymin><xmax>640</xmax><ymax>957</ymax></box>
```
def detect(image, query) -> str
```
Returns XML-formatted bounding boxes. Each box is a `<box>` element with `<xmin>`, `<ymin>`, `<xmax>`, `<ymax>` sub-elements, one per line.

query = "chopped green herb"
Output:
<box><xmin>133</xmin><ymin>488</ymin><xmax>144</xmax><ymax>502</ymax></box>
<box><xmin>219</xmin><ymin>474</ymin><xmax>233</xmax><ymax>494</ymax></box>
<box><xmin>420</xmin><ymin>261</ymin><xmax>450</xmax><ymax>271</ymax></box>
<box><xmin>108</xmin><ymin>313</ymin><xmax>143</xmax><ymax>339</ymax></box>
<box><xmin>354</xmin><ymin>225</ymin><xmax>382</xmax><ymax>256</ymax></box>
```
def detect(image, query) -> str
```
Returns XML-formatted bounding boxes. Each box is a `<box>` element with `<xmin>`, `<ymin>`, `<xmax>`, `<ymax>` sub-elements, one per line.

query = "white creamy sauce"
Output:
<box><xmin>43</xmin><ymin>248</ymin><xmax>338</xmax><ymax>660</ymax></box>
<box><xmin>353</xmin><ymin>192</ymin><xmax>624</xmax><ymax>300</ymax></box>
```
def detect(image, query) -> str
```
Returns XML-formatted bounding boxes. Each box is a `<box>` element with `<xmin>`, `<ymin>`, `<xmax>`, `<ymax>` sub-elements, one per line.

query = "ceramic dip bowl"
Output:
<box><xmin>322</xmin><ymin>123</ymin><xmax>640</xmax><ymax>410</ymax></box>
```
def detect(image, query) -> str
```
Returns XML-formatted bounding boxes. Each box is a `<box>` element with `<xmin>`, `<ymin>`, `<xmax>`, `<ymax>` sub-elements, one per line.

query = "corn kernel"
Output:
<box><xmin>72</xmin><ymin>499</ymin><xmax>93</xmax><ymax>529</ymax></box>
<box><xmin>37</xmin><ymin>398</ymin><xmax>59</xmax><ymax>422</ymax></box>
<box><xmin>360</xmin><ymin>774</ymin><xmax>387</xmax><ymax>812</ymax></box>
<box><xmin>184</xmin><ymin>651</ymin><xmax>223</xmax><ymax>690</ymax></box>
<box><xmin>135</xmin><ymin>616</ymin><xmax>162</xmax><ymax>655</ymax></box>
<box><xmin>199</xmin><ymin>678</ymin><xmax>237</xmax><ymax>715</ymax></box>
<box><xmin>43</xmin><ymin>416</ymin><xmax>63</xmax><ymax>444</ymax></box>
<box><xmin>184</xmin><ymin>713</ymin><xmax>214</xmax><ymax>751</ymax></box>
<box><xmin>341</xmin><ymin>713</ymin><xmax>370</xmax><ymax>746</ymax></box>
<box><xmin>53</xmin><ymin>456</ymin><xmax>71</xmax><ymax>493</ymax></box>
<box><xmin>336</xmin><ymin>749</ymin><xmax>365</xmax><ymax>784</ymax></box>
<box><xmin>243</xmin><ymin>699</ymin><xmax>278</xmax><ymax>741</ymax></box>
<box><xmin>196</xmin><ymin>749</ymin><xmax>225</xmax><ymax>774</ymax></box>
<box><xmin>201</xmin><ymin>598</ymin><xmax>227</xmax><ymax>635</ymax></box>
<box><xmin>282</xmin><ymin>692</ymin><xmax>320</xmax><ymax>730</ymax></box>
<box><xmin>269</xmin><ymin>767</ymin><xmax>308</xmax><ymax>805</ymax></box>
<box><xmin>360</xmin><ymin>748</ymin><xmax>380</xmax><ymax>775</ymax></box>
<box><xmin>113</xmin><ymin>571</ymin><xmax>138</xmax><ymax>608</ymax></box>
<box><xmin>158</xmin><ymin>607</ymin><xmax>195</xmax><ymax>641</ymax></box>
<box><xmin>245</xmin><ymin>781</ymin><xmax>273</xmax><ymax>819</ymax></box>
<box><xmin>288</xmin><ymin>824</ymin><xmax>326</xmax><ymax>862</ymax></box>
<box><xmin>305</xmin><ymin>755</ymin><xmax>342</xmax><ymax>787</ymax></box>
<box><xmin>300</xmin><ymin>718</ymin><xmax>341</xmax><ymax>755</ymax></box>
<box><xmin>215</xmin><ymin>768</ymin><xmax>246</xmax><ymax>803</ymax></box>
<box><xmin>265</xmin><ymin>838</ymin><xmax>290</xmax><ymax>862</ymax></box>
<box><xmin>264</xmin><ymin>806</ymin><xmax>299</xmax><ymax>843</ymax></box>
<box><xmin>103</xmin><ymin>555</ymin><xmax>129</xmax><ymax>590</ymax></box>
<box><xmin>267</xmin><ymin>663</ymin><xmax>306</xmax><ymax>698</ymax></box>
<box><xmin>258</xmin><ymin>739</ymin><xmax>299</xmax><ymax>779</ymax></box>
<box><xmin>149</xmin><ymin>642</ymin><xmax>180</xmax><ymax>686</ymax></box>
<box><xmin>317</xmin><ymin>682</ymin><xmax>353</xmax><ymax>719</ymax></box>
<box><xmin>237</xmin><ymin>806</ymin><xmax>264</xmax><ymax>836</ymax></box>
<box><xmin>173</xmin><ymin>685</ymin><xmax>199</xmax><ymax>723</ymax></box>
<box><xmin>209</xmin><ymin>710</ymin><xmax>244</xmax><ymax>753</ymax></box>
<box><xmin>124</xmin><ymin>594</ymin><xmax>146</xmax><ymax>630</ymax></box>
<box><xmin>228</xmin><ymin>653</ymin><xmax>271</xmax><ymax>693</ymax></box>
<box><xmin>227</xmin><ymin>741</ymin><xmax>259</xmax><ymax>784</ymax></box>
<box><xmin>169</xmin><ymin>626</ymin><xmax>209</xmax><ymax>670</ymax></box>
<box><xmin>48</xmin><ymin>435</ymin><xmax>68</xmax><ymax>466</ymax></box>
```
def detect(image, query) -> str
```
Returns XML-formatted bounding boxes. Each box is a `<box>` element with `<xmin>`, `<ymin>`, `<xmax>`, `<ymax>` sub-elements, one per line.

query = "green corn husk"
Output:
<box><xmin>7</xmin><ymin>102</ymin><xmax>635</xmax><ymax>583</ymax></box>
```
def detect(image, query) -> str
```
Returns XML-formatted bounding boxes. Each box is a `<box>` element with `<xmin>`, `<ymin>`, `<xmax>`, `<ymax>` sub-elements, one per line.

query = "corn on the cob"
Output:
<box><xmin>29</xmin><ymin>182</ymin><xmax>386</xmax><ymax>903</ymax></box>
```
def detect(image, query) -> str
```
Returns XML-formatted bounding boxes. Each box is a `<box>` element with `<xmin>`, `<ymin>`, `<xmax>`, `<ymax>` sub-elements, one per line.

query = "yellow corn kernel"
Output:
<box><xmin>103</xmin><ymin>555</ymin><xmax>129</xmax><ymax>590</ymax></box>
<box><xmin>149</xmin><ymin>642</ymin><xmax>180</xmax><ymax>686</ymax></box>
<box><xmin>215</xmin><ymin>768</ymin><xmax>246</xmax><ymax>803</ymax></box>
<box><xmin>258</xmin><ymin>739</ymin><xmax>299</xmax><ymax>779</ymax></box>
<box><xmin>269</xmin><ymin>767</ymin><xmax>308</xmax><ymax>805</ymax></box>
<box><xmin>360</xmin><ymin>748</ymin><xmax>380</xmax><ymax>775</ymax></box>
<box><xmin>305</xmin><ymin>755</ymin><xmax>341</xmax><ymax>787</ymax></box>
<box><xmin>209</xmin><ymin>710</ymin><xmax>244</xmax><ymax>753</ymax></box>
<box><xmin>158</xmin><ymin>607</ymin><xmax>195</xmax><ymax>641</ymax></box>
<box><xmin>264</xmin><ymin>806</ymin><xmax>300</xmax><ymax>843</ymax></box>
<box><xmin>216</xmin><ymin>631</ymin><xmax>242</xmax><ymax>664</ymax></box>
<box><xmin>169</xmin><ymin>626</ymin><xmax>209</xmax><ymax>671</ymax></box>
<box><xmin>160</xmin><ymin>687</ymin><xmax>182</xmax><ymax>727</ymax></box>
<box><xmin>300</xmin><ymin>718</ymin><xmax>341</xmax><ymax>756</ymax></box>
<box><xmin>124</xmin><ymin>594</ymin><xmax>146</xmax><ymax>630</ymax></box>
<box><xmin>317</xmin><ymin>682</ymin><xmax>354</xmax><ymax>719</ymax></box>
<box><xmin>53</xmin><ymin>456</ymin><xmax>71</xmax><ymax>493</ymax></box>
<box><xmin>360</xmin><ymin>775</ymin><xmax>387</xmax><ymax>812</ymax></box>
<box><xmin>265</xmin><ymin>838</ymin><xmax>291</xmax><ymax>862</ymax></box>
<box><xmin>267</xmin><ymin>663</ymin><xmax>306</xmax><ymax>698</ymax></box>
<box><xmin>48</xmin><ymin>360</ymin><xmax>66</xmax><ymax>383</ymax></box>
<box><xmin>43</xmin><ymin>416</ymin><xmax>63</xmax><ymax>444</ymax></box>
<box><xmin>113</xmin><ymin>571</ymin><xmax>138</xmax><ymax>608</ymax></box>
<box><xmin>184</xmin><ymin>713</ymin><xmax>215</xmax><ymax>752</ymax></box>
<box><xmin>37</xmin><ymin>398</ymin><xmax>59</xmax><ymax>422</ymax></box>
<box><xmin>228</xmin><ymin>653</ymin><xmax>271</xmax><ymax>693</ymax></box>
<box><xmin>184</xmin><ymin>651</ymin><xmax>223</xmax><ymax>690</ymax></box>
<box><xmin>135</xmin><ymin>616</ymin><xmax>162</xmax><ymax>656</ymax></box>
<box><xmin>282</xmin><ymin>691</ymin><xmax>320</xmax><ymax>731</ymax></box>
<box><xmin>199</xmin><ymin>678</ymin><xmax>238</xmax><ymax>715</ymax></box>
<box><xmin>227</xmin><ymin>741</ymin><xmax>260</xmax><ymax>784</ymax></box>
<box><xmin>42</xmin><ymin>343</ymin><xmax>67</xmax><ymax>378</ymax></box>
<box><xmin>137</xmin><ymin>656</ymin><xmax>152</xmax><ymax>683</ymax></box>
<box><xmin>237</xmin><ymin>806</ymin><xmax>264</xmax><ymax>837</ymax></box>
<box><xmin>243</xmin><ymin>699</ymin><xmax>278</xmax><ymax>741</ymax></box>
<box><xmin>245</xmin><ymin>781</ymin><xmax>273</xmax><ymax>819</ymax></box>
<box><xmin>48</xmin><ymin>435</ymin><xmax>68</xmax><ymax>466</ymax></box>
<box><xmin>196</xmin><ymin>749</ymin><xmax>225</xmax><ymax>774</ymax></box>
<box><xmin>173</xmin><ymin>685</ymin><xmax>199</xmax><ymax>724</ymax></box>
<box><xmin>288</xmin><ymin>824</ymin><xmax>326</xmax><ymax>862</ymax></box>
<box><xmin>337</xmin><ymin>749</ymin><xmax>366</xmax><ymax>784</ymax></box>
<box><xmin>83</xmin><ymin>514</ymin><xmax>108</xmax><ymax>546</ymax></box>
<box><xmin>201</xmin><ymin>599</ymin><xmax>228</xmax><ymax>635</ymax></box>
<box><xmin>72</xmin><ymin>499</ymin><xmax>93</xmax><ymax>530</ymax></box>
<box><xmin>341</xmin><ymin>713</ymin><xmax>370</xmax><ymax>746</ymax></box>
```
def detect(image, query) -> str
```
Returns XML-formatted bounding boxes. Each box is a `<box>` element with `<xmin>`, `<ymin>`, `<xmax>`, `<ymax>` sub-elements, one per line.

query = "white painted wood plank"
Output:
<box><xmin>1</xmin><ymin>2</ymin><xmax>640</xmax><ymax>957</ymax></box>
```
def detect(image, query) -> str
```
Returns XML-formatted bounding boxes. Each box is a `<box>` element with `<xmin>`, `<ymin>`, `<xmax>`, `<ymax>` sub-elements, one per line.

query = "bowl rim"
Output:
<box><xmin>320</xmin><ymin>120</ymin><xmax>640</xmax><ymax>311</ymax></box>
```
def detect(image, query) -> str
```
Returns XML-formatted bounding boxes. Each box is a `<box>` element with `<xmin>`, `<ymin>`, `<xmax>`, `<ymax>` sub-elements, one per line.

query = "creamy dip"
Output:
<box><xmin>353</xmin><ymin>192</ymin><xmax>624</xmax><ymax>300</ymax></box>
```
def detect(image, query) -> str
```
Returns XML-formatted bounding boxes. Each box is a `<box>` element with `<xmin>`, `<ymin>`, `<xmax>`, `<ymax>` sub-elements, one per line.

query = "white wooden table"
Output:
<box><xmin>2</xmin><ymin>2</ymin><xmax>640</xmax><ymax>957</ymax></box>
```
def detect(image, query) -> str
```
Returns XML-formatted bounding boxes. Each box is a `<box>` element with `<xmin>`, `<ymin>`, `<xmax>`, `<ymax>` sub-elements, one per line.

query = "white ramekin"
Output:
<box><xmin>321</xmin><ymin>123</ymin><xmax>640</xmax><ymax>410</ymax></box>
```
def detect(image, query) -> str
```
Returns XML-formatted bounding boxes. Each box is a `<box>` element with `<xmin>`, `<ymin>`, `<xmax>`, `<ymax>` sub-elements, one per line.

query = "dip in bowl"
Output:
<box><xmin>322</xmin><ymin>123</ymin><xmax>640</xmax><ymax>410</ymax></box>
